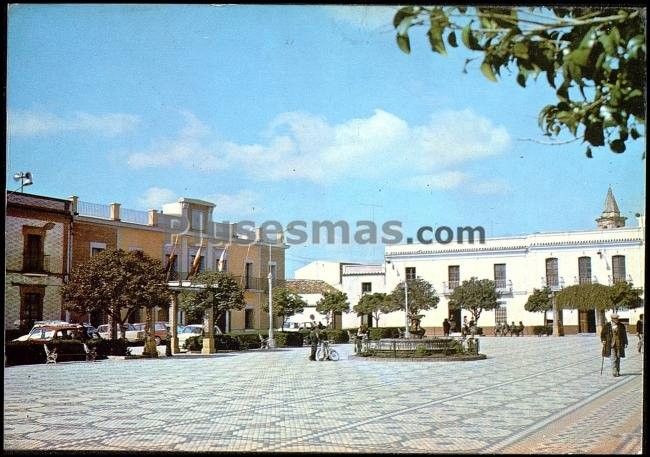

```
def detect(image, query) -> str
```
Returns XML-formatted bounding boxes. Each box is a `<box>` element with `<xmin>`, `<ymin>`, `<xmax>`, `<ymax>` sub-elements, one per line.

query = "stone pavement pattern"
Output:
<box><xmin>4</xmin><ymin>336</ymin><xmax>643</xmax><ymax>453</ymax></box>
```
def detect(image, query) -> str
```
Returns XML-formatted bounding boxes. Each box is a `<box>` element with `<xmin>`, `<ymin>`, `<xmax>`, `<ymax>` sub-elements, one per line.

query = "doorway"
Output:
<box><xmin>578</xmin><ymin>309</ymin><xmax>596</xmax><ymax>333</ymax></box>
<box><xmin>449</xmin><ymin>308</ymin><xmax>461</xmax><ymax>332</ymax></box>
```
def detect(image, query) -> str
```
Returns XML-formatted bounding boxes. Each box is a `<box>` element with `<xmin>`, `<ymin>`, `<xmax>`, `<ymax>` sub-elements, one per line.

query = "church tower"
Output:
<box><xmin>596</xmin><ymin>187</ymin><xmax>627</xmax><ymax>229</ymax></box>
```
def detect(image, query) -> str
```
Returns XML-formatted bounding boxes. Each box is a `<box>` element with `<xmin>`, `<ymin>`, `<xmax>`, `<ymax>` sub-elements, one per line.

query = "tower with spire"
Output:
<box><xmin>596</xmin><ymin>187</ymin><xmax>627</xmax><ymax>229</ymax></box>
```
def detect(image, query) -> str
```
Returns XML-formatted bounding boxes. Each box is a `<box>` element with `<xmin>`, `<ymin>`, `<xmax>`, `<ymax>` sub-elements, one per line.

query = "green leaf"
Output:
<box><xmin>609</xmin><ymin>139</ymin><xmax>626</xmax><ymax>153</ymax></box>
<box><xmin>480</xmin><ymin>61</ymin><xmax>497</xmax><ymax>82</ymax></box>
<box><xmin>630</xmin><ymin>128</ymin><xmax>640</xmax><ymax>140</ymax></box>
<box><xmin>584</xmin><ymin>121</ymin><xmax>605</xmax><ymax>146</ymax></box>
<box><xmin>396</xmin><ymin>34</ymin><xmax>411</xmax><ymax>54</ymax></box>
<box><xmin>513</xmin><ymin>41</ymin><xmax>529</xmax><ymax>59</ymax></box>
<box><xmin>428</xmin><ymin>23</ymin><xmax>446</xmax><ymax>55</ymax></box>
<box><xmin>447</xmin><ymin>31</ymin><xmax>458</xmax><ymax>48</ymax></box>
<box><xmin>516</xmin><ymin>71</ymin><xmax>527</xmax><ymax>87</ymax></box>
<box><xmin>393</xmin><ymin>6</ymin><xmax>414</xmax><ymax>28</ymax></box>
<box><xmin>461</xmin><ymin>24</ymin><xmax>481</xmax><ymax>51</ymax></box>
<box><xmin>585</xmin><ymin>147</ymin><xmax>593</xmax><ymax>158</ymax></box>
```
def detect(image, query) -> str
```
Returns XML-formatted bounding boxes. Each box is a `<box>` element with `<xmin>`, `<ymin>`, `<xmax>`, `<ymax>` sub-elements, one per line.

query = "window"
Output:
<box><xmin>495</xmin><ymin>302</ymin><xmax>507</xmax><ymax>325</ymax></box>
<box><xmin>361</xmin><ymin>282</ymin><xmax>372</xmax><ymax>293</ymax></box>
<box><xmin>405</xmin><ymin>267</ymin><xmax>416</xmax><ymax>280</ymax></box>
<box><xmin>188</xmin><ymin>253</ymin><xmax>205</xmax><ymax>273</ymax></box>
<box><xmin>23</xmin><ymin>234</ymin><xmax>43</xmax><ymax>272</ymax></box>
<box><xmin>245</xmin><ymin>262</ymin><xmax>253</xmax><ymax>289</ymax></box>
<box><xmin>448</xmin><ymin>266</ymin><xmax>460</xmax><ymax>289</ymax></box>
<box><xmin>244</xmin><ymin>309</ymin><xmax>254</xmax><ymax>329</ymax></box>
<box><xmin>90</xmin><ymin>242</ymin><xmax>106</xmax><ymax>257</ymax></box>
<box><xmin>545</xmin><ymin>258</ymin><xmax>559</xmax><ymax>287</ymax></box>
<box><xmin>191</xmin><ymin>209</ymin><xmax>207</xmax><ymax>231</ymax></box>
<box><xmin>612</xmin><ymin>255</ymin><xmax>626</xmax><ymax>283</ymax></box>
<box><xmin>578</xmin><ymin>257</ymin><xmax>592</xmax><ymax>284</ymax></box>
<box><xmin>220</xmin><ymin>259</ymin><xmax>228</xmax><ymax>272</ymax></box>
<box><xmin>20</xmin><ymin>290</ymin><xmax>43</xmax><ymax>330</ymax></box>
<box><xmin>494</xmin><ymin>264</ymin><xmax>506</xmax><ymax>289</ymax></box>
<box><xmin>269</xmin><ymin>264</ymin><xmax>277</xmax><ymax>280</ymax></box>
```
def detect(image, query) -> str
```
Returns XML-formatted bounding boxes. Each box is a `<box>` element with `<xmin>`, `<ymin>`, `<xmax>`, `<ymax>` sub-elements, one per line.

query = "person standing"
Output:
<box><xmin>442</xmin><ymin>318</ymin><xmax>451</xmax><ymax>336</ymax></box>
<box><xmin>308</xmin><ymin>327</ymin><xmax>319</xmax><ymax>361</ymax></box>
<box><xmin>636</xmin><ymin>313</ymin><xmax>644</xmax><ymax>353</ymax></box>
<box><xmin>449</xmin><ymin>317</ymin><xmax>456</xmax><ymax>334</ymax></box>
<box><xmin>600</xmin><ymin>313</ymin><xmax>628</xmax><ymax>377</ymax></box>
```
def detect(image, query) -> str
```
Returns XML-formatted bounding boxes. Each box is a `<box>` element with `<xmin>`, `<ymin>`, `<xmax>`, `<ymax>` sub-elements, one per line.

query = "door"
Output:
<box><xmin>578</xmin><ymin>309</ymin><xmax>596</xmax><ymax>333</ymax></box>
<box><xmin>449</xmin><ymin>308</ymin><xmax>461</xmax><ymax>332</ymax></box>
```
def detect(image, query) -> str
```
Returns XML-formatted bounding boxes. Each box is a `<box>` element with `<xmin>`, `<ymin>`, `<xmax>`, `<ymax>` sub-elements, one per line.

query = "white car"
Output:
<box><xmin>281</xmin><ymin>321</ymin><xmax>316</xmax><ymax>332</ymax></box>
<box><xmin>97</xmin><ymin>323</ymin><xmax>145</xmax><ymax>342</ymax></box>
<box><xmin>177</xmin><ymin>324</ymin><xmax>223</xmax><ymax>351</ymax></box>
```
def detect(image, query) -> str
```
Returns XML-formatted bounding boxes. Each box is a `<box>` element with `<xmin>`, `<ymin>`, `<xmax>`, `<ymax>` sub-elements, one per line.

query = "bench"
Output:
<box><xmin>43</xmin><ymin>342</ymin><xmax>96</xmax><ymax>364</ymax></box>
<box><xmin>258</xmin><ymin>334</ymin><xmax>269</xmax><ymax>350</ymax></box>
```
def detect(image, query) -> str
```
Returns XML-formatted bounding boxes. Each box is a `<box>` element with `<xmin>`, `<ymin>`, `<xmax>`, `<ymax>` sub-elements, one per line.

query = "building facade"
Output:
<box><xmin>5</xmin><ymin>192</ymin><xmax>73</xmax><ymax>333</ymax></box>
<box><xmin>296</xmin><ymin>189</ymin><xmax>645</xmax><ymax>335</ymax></box>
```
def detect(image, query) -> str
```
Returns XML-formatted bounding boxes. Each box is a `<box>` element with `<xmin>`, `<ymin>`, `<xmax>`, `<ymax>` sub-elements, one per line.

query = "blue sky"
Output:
<box><xmin>7</xmin><ymin>5</ymin><xmax>646</xmax><ymax>276</ymax></box>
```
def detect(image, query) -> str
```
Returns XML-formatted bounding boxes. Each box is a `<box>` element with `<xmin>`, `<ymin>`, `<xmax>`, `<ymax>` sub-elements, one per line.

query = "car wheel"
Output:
<box><xmin>154</xmin><ymin>336</ymin><xmax>161</xmax><ymax>346</ymax></box>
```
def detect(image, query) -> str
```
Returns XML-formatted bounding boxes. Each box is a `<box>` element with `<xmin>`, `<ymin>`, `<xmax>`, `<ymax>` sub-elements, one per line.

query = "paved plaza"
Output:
<box><xmin>3</xmin><ymin>335</ymin><xmax>644</xmax><ymax>453</ymax></box>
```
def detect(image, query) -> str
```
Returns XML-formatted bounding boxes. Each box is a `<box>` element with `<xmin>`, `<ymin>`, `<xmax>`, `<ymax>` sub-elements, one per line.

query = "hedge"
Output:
<box><xmin>273</xmin><ymin>332</ymin><xmax>304</xmax><ymax>347</ymax></box>
<box><xmin>368</xmin><ymin>327</ymin><xmax>401</xmax><ymax>340</ymax></box>
<box><xmin>4</xmin><ymin>339</ymin><xmax>115</xmax><ymax>366</ymax></box>
<box><xmin>533</xmin><ymin>325</ymin><xmax>553</xmax><ymax>336</ymax></box>
<box><xmin>322</xmin><ymin>329</ymin><xmax>349</xmax><ymax>343</ymax></box>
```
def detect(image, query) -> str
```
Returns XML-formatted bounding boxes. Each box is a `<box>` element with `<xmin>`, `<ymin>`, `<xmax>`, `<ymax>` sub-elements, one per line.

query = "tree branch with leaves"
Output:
<box><xmin>394</xmin><ymin>6</ymin><xmax>646</xmax><ymax>158</ymax></box>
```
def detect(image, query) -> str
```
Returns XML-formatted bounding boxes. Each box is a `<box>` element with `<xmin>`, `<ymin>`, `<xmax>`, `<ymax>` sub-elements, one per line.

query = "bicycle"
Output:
<box><xmin>316</xmin><ymin>340</ymin><xmax>339</xmax><ymax>361</ymax></box>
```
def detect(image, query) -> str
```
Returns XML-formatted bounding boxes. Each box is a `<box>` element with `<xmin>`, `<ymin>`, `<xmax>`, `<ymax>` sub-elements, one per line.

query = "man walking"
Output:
<box><xmin>600</xmin><ymin>313</ymin><xmax>628</xmax><ymax>377</ymax></box>
<box><xmin>636</xmin><ymin>313</ymin><xmax>643</xmax><ymax>353</ymax></box>
<box><xmin>442</xmin><ymin>318</ymin><xmax>451</xmax><ymax>336</ymax></box>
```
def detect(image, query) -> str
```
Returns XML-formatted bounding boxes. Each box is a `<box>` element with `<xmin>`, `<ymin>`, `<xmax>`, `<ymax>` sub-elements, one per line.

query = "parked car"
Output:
<box><xmin>177</xmin><ymin>324</ymin><xmax>223</xmax><ymax>351</ymax></box>
<box><xmin>96</xmin><ymin>323</ymin><xmax>145</xmax><ymax>342</ymax></box>
<box><xmin>281</xmin><ymin>321</ymin><xmax>316</xmax><ymax>332</ymax></box>
<box><xmin>132</xmin><ymin>322</ymin><xmax>169</xmax><ymax>345</ymax></box>
<box><xmin>13</xmin><ymin>322</ymin><xmax>87</xmax><ymax>342</ymax></box>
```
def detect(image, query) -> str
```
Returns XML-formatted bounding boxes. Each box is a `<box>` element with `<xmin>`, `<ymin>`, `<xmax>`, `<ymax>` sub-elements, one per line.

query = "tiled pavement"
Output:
<box><xmin>3</xmin><ymin>335</ymin><xmax>644</xmax><ymax>453</ymax></box>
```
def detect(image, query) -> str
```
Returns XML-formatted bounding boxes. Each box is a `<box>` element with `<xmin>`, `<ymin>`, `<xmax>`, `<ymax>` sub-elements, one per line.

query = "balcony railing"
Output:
<box><xmin>166</xmin><ymin>272</ymin><xmax>285</xmax><ymax>291</ymax></box>
<box><xmin>541</xmin><ymin>276</ymin><xmax>565</xmax><ymax>291</ymax></box>
<box><xmin>23</xmin><ymin>254</ymin><xmax>50</xmax><ymax>273</ymax></box>
<box><xmin>443</xmin><ymin>281</ymin><xmax>459</xmax><ymax>295</ymax></box>
<box><xmin>495</xmin><ymin>279</ymin><xmax>513</xmax><ymax>294</ymax></box>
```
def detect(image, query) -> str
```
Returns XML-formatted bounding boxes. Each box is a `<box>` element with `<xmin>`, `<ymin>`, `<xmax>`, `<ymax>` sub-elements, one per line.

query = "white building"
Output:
<box><xmin>296</xmin><ymin>189</ymin><xmax>645</xmax><ymax>335</ymax></box>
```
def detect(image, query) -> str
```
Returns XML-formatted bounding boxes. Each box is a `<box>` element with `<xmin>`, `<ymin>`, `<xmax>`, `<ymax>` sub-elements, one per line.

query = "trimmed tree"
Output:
<box><xmin>353</xmin><ymin>293</ymin><xmax>401</xmax><ymax>327</ymax></box>
<box><xmin>316</xmin><ymin>291</ymin><xmax>350</xmax><ymax>329</ymax></box>
<box><xmin>262</xmin><ymin>287</ymin><xmax>308</xmax><ymax>330</ymax></box>
<box><xmin>179</xmin><ymin>271</ymin><xmax>245</xmax><ymax>328</ymax></box>
<box><xmin>62</xmin><ymin>249</ymin><xmax>169</xmax><ymax>356</ymax></box>
<box><xmin>448</xmin><ymin>277</ymin><xmax>500</xmax><ymax>323</ymax></box>
<box><xmin>393</xmin><ymin>6</ymin><xmax>645</xmax><ymax>158</ymax></box>
<box><xmin>389</xmin><ymin>278</ymin><xmax>440</xmax><ymax>320</ymax></box>
<box><xmin>524</xmin><ymin>286</ymin><xmax>553</xmax><ymax>323</ymax></box>
<box><xmin>556</xmin><ymin>281</ymin><xmax>643</xmax><ymax>312</ymax></box>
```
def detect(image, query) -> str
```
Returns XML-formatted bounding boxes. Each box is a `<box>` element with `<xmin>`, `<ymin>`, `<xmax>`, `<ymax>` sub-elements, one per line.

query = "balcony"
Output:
<box><xmin>495</xmin><ymin>279</ymin><xmax>513</xmax><ymax>294</ymax></box>
<box><xmin>166</xmin><ymin>271</ymin><xmax>285</xmax><ymax>291</ymax></box>
<box><xmin>541</xmin><ymin>276</ymin><xmax>565</xmax><ymax>292</ymax></box>
<box><xmin>22</xmin><ymin>254</ymin><xmax>50</xmax><ymax>274</ymax></box>
<box><xmin>442</xmin><ymin>281</ymin><xmax>459</xmax><ymax>295</ymax></box>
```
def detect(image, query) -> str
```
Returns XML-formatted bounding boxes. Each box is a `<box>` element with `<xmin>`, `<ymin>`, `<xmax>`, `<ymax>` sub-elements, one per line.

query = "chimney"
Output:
<box><xmin>109</xmin><ymin>203</ymin><xmax>121</xmax><ymax>221</ymax></box>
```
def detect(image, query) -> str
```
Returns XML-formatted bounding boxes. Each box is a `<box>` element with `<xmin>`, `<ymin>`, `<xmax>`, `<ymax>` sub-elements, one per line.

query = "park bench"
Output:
<box><xmin>43</xmin><ymin>342</ymin><xmax>96</xmax><ymax>364</ymax></box>
<box><xmin>258</xmin><ymin>334</ymin><xmax>269</xmax><ymax>349</ymax></box>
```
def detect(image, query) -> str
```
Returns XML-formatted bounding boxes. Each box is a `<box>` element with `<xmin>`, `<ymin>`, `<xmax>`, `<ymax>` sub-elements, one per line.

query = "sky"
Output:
<box><xmin>6</xmin><ymin>5</ymin><xmax>646</xmax><ymax>277</ymax></box>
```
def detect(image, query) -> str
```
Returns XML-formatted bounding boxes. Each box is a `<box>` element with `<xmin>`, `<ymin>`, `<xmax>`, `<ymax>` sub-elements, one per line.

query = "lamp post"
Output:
<box><xmin>268</xmin><ymin>242</ymin><xmax>275</xmax><ymax>348</ymax></box>
<box><xmin>395</xmin><ymin>267</ymin><xmax>410</xmax><ymax>339</ymax></box>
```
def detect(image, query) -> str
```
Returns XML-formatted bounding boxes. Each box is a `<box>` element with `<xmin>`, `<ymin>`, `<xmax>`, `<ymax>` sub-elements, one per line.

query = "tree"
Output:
<box><xmin>389</xmin><ymin>277</ymin><xmax>440</xmax><ymax>319</ymax></box>
<box><xmin>524</xmin><ymin>286</ymin><xmax>553</xmax><ymax>323</ymax></box>
<box><xmin>556</xmin><ymin>281</ymin><xmax>643</xmax><ymax>312</ymax></box>
<box><xmin>448</xmin><ymin>277</ymin><xmax>500</xmax><ymax>323</ymax></box>
<box><xmin>316</xmin><ymin>291</ymin><xmax>350</xmax><ymax>328</ymax></box>
<box><xmin>353</xmin><ymin>292</ymin><xmax>401</xmax><ymax>327</ymax></box>
<box><xmin>179</xmin><ymin>271</ymin><xmax>245</xmax><ymax>327</ymax></box>
<box><xmin>62</xmin><ymin>249</ymin><xmax>169</xmax><ymax>355</ymax></box>
<box><xmin>262</xmin><ymin>287</ymin><xmax>308</xmax><ymax>330</ymax></box>
<box><xmin>393</xmin><ymin>6</ymin><xmax>646</xmax><ymax>158</ymax></box>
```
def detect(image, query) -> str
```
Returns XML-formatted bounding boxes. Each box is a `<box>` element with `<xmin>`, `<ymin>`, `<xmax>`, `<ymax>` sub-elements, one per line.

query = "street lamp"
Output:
<box><xmin>394</xmin><ymin>267</ymin><xmax>410</xmax><ymax>338</ymax></box>
<box><xmin>267</xmin><ymin>229</ymin><xmax>286</xmax><ymax>349</ymax></box>
<box><xmin>11</xmin><ymin>171</ymin><xmax>33</xmax><ymax>193</ymax></box>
